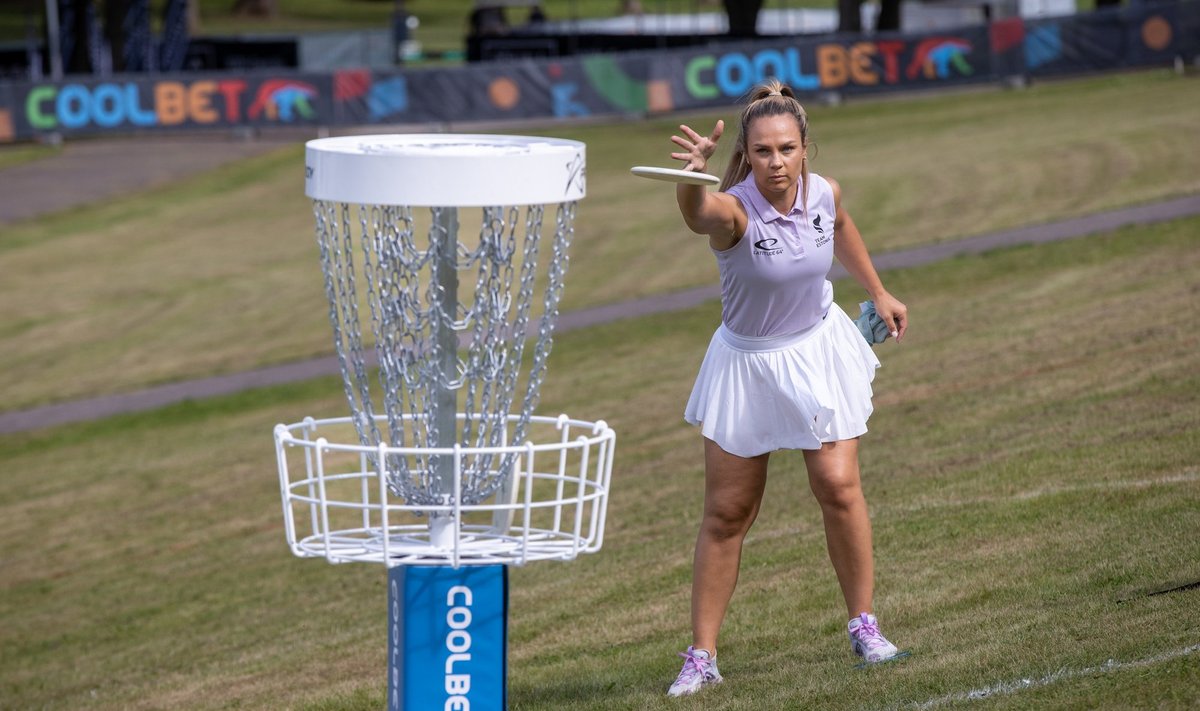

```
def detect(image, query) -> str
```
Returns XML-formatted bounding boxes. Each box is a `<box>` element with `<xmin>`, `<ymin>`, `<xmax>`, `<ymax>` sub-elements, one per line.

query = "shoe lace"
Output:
<box><xmin>853</xmin><ymin>619</ymin><xmax>889</xmax><ymax>651</ymax></box>
<box><xmin>676</xmin><ymin>649</ymin><xmax>711</xmax><ymax>683</ymax></box>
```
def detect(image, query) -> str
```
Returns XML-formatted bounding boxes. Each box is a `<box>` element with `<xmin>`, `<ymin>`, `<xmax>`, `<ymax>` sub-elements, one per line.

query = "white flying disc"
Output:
<box><xmin>630</xmin><ymin>166</ymin><xmax>720</xmax><ymax>186</ymax></box>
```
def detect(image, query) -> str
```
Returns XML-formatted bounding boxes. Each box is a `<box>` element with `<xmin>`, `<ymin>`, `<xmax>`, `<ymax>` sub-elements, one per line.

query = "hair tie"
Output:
<box><xmin>768</xmin><ymin>90</ymin><xmax>782</xmax><ymax>96</ymax></box>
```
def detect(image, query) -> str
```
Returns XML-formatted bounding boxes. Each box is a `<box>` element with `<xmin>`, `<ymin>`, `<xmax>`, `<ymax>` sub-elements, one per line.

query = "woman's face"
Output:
<box><xmin>745</xmin><ymin>113</ymin><xmax>806</xmax><ymax>202</ymax></box>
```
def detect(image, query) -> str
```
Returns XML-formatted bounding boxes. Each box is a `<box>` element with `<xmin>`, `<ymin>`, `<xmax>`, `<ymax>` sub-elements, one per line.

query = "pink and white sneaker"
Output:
<box><xmin>667</xmin><ymin>646</ymin><xmax>723</xmax><ymax>697</ymax></box>
<box><xmin>848</xmin><ymin>613</ymin><xmax>901</xmax><ymax>663</ymax></box>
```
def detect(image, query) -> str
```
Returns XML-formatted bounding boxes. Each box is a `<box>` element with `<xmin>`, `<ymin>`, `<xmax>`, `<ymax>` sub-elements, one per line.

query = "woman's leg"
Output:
<box><xmin>803</xmin><ymin>439</ymin><xmax>874</xmax><ymax>618</ymax></box>
<box><xmin>691</xmin><ymin>437</ymin><xmax>770</xmax><ymax>655</ymax></box>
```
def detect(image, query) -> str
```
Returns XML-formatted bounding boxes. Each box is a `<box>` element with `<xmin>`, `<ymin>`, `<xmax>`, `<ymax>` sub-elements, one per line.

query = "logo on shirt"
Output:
<box><xmin>753</xmin><ymin>237</ymin><xmax>784</xmax><ymax>256</ymax></box>
<box><xmin>813</xmin><ymin>213</ymin><xmax>831</xmax><ymax>247</ymax></box>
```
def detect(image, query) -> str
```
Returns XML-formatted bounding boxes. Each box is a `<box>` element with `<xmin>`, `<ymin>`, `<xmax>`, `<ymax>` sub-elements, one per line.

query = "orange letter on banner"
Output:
<box><xmin>818</xmin><ymin>45</ymin><xmax>847</xmax><ymax>88</ymax></box>
<box><xmin>188</xmin><ymin>81</ymin><xmax>217</xmax><ymax>123</ymax></box>
<box><xmin>156</xmin><ymin>82</ymin><xmax>186</xmax><ymax>125</ymax></box>
<box><xmin>217</xmin><ymin>80</ymin><xmax>247</xmax><ymax>121</ymax></box>
<box><xmin>850</xmin><ymin>43</ymin><xmax>878</xmax><ymax>85</ymax></box>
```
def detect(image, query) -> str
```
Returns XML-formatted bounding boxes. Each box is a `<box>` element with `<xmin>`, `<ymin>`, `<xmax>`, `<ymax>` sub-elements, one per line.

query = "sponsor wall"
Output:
<box><xmin>0</xmin><ymin>2</ymin><xmax>1195</xmax><ymax>142</ymax></box>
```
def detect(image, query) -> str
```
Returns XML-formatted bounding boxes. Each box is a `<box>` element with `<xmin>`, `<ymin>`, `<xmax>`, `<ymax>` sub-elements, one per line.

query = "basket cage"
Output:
<box><xmin>274</xmin><ymin>414</ymin><xmax>615</xmax><ymax>567</ymax></box>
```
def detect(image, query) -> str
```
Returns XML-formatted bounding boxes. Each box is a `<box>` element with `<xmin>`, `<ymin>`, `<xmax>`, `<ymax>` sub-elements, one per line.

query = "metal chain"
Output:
<box><xmin>314</xmin><ymin>199</ymin><xmax>575</xmax><ymax>506</ymax></box>
<box><xmin>315</xmin><ymin>200</ymin><xmax>384</xmax><ymax>452</ymax></box>
<box><xmin>508</xmin><ymin>202</ymin><xmax>574</xmax><ymax>462</ymax></box>
<box><xmin>461</xmin><ymin>205</ymin><xmax>511</xmax><ymax>494</ymax></box>
<box><xmin>364</xmin><ymin>203</ymin><xmax>420</xmax><ymax>496</ymax></box>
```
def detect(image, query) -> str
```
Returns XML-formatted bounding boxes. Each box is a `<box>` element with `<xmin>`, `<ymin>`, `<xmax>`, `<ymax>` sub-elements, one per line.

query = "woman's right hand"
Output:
<box><xmin>671</xmin><ymin>120</ymin><xmax>724</xmax><ymax>173</ymax></box>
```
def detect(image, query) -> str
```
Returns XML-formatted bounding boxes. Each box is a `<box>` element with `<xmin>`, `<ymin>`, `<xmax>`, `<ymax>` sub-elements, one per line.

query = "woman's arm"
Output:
<box><xmin>828</xmin><ymin>177</ymin><xmax>909</xmax><ymax>341</ymax></box>
<box><xmin>671</xmin><ymin>121</ymin><xmax>745</xmax><ymax>251</ymax></box>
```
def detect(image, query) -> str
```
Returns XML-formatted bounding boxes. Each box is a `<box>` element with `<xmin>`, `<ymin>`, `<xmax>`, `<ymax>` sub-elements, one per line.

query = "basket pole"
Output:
<box><xmin>430</xmin><ymin>206</ymin><xmax>460</xmax><ymax>549</ymax></box>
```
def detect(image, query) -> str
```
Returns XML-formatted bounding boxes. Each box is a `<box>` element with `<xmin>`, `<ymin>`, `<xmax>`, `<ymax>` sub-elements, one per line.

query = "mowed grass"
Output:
<box><xmin>1</xmin><ymin>69</ymin><xmax>1197</xmax><ymax>413</ymax></box>
<box><xmin>0</xmin><ymin>142</ymin><xmax>60</xmax><ymax>170</ymax></box>
<box><xmin>1</xmin><ymin>216</ymin><xmax>1197</xmax><ymax>710</ymax></box>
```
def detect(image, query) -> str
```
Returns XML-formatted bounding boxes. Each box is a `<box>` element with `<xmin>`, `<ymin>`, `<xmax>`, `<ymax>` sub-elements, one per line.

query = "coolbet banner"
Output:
<box><xmin>3</xmin><ymin>74</ymin><xmax>329</xmax><ymax>137</ymax></box>
<box><xmin>0</xmin><ymin>2</ymin><xmax>1196</xmax><ymax>142</ymax></box>
<box><xmin>328</xmin><ymin>25</ymin><xmax>994</xmax><ymax>128</ymax></box>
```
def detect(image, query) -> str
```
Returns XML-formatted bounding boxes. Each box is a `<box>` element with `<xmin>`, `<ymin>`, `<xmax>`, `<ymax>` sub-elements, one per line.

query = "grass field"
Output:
<box><xmin>1</xmin><ymin>69</ymin><xmax>1197</xmax><ymax>413</ymax></box>
<box><xmin>0</xmin><ymin>142</ymin><xmax>59</xmax><ymax>169</ymax></box>
<box><xmin>2</xmin><ymin>213</ymin><xmax>1197</xmax><ymax>709</ymax></box>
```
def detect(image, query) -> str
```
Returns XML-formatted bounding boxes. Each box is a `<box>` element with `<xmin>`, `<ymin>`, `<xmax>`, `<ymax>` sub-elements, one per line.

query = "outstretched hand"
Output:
<box><xmin>670</xmin><ymin>120</ymin><xmax>724</xmax><ymax>174</ymax></box>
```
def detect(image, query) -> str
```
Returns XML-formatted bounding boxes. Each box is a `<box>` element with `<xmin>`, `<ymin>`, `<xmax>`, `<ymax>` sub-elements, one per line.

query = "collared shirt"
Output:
<box><xmin>716</xmin><ymin>172</ymin><xmax>836</xmax><ymax>337</ymax></box>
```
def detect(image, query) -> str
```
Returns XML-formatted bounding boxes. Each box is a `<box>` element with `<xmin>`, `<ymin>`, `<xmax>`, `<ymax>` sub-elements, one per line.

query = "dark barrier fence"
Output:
<box><xmin>0</xmin><ymin>2</ymin><xmax>1196</xmax><ymax>142</ymax></box>
<box><xmin>466</xmin><ymin>30</ymin><xmax>715</xmax><ymax>62</ymax></box>
<box><xmin>181</xmin><ymin>36</ymin><xmax>300</xmax><ymax>72</ymax></box>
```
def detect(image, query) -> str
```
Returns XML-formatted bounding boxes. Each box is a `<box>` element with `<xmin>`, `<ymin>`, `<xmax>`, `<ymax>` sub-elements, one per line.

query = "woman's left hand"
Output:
<box><xmin>872</xmin><ymin>292</ymin><xmax>908</xmax><ymax>343</ymax></box>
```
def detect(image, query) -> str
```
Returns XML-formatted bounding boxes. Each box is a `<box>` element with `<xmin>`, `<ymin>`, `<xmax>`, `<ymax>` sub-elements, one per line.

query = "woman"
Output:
<box><xmin>666</xmin><ymin>79</ymin><xmax>908</xmax><ymax>697</ymax></box>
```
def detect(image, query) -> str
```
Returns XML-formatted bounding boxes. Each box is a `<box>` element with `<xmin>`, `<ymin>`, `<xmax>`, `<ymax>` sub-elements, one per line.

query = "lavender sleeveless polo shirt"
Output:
<box><xmin>717</xmin><ymin>173</ymin><xmax>836</xmax><ymax>337</ymax></box>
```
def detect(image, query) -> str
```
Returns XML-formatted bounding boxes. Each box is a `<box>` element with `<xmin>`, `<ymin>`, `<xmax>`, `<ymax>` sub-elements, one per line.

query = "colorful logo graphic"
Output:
<box><xmin>331</xmin><ymin>71</ymin><xmax>408</xmax><ymax>122</ymax></box>
<box><xmin>906</xmin><ymin>39</ymin><xmax>974</xmax><ymax>80</ymax></box>
<box><xmin>367</xmin><ymin>77</ymin><xmax>408</xmax><ymax>120</ymax></box>
<box><xmin>247</xmin><ymin>80</ymin><xmax>317</xmax><ymax>121</ymax></box>
<box><xmin>582</xmin><ymin>56</ymin><xmax>646</xmax><ymax>113</ymax></box>
<box><xmin>552</xmin><ymin>82</ymin><xmax>589</xmax><ymax>118</ymax></box>
<box><xmin>566</xmin><ymin>56</ymin><xmax>673</xmax><ymax>113</ymax></box>
<box><xmin>1141</xmin><ymin>16</ymin><xmax>1173</xmax><ymax>51</ymax></box>
<box><xmin>488</xmin><ymin>77</ymin><xmax>520</xmax><ymax>110</ymax></box>
<box><xmin>989</xmin><ymin>17</ymin><xmax>1025</xmax><ymax>55</ymax></box>
<box><xmin>1025</xmin><ymin>24</ymin><xmax>1062</xmax><ymax>70</ymax></box>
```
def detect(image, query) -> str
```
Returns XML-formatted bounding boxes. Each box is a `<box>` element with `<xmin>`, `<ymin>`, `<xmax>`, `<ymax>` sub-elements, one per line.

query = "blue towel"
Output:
<box><xmin>855</xmin><ymin>301</ymin><xmax>891</xmax><ymax>346</ymax></box>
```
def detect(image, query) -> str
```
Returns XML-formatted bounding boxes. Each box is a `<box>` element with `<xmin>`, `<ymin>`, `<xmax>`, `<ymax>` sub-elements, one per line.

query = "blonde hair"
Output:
<box><xmin>718</xmin><ymin>79</ymin><xmax>811</xmax><ymax>209</ymax></box>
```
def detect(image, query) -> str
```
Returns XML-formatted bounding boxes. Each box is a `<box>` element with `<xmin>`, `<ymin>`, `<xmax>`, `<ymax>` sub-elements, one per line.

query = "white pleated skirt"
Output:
<box><xmin>683</xmin><ymin>305</ymin><xmax>881</xmax><ymax>458</ymax></box>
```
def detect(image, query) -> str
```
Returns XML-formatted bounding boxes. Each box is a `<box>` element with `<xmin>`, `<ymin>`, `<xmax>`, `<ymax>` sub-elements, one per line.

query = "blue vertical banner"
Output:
<box><xmin>388</xmin><ymin>565</ymin><xmax>508</xmax><ymax>711</ymax></box>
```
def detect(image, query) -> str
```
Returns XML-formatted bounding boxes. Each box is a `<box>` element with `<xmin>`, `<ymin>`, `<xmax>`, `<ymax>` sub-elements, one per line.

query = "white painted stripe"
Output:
<box><xmin>891</xmin><ymin>469</ymin><xmax>1200</xmax><ymax>514</ymax></box>
<box><xmin>749</xmin><ymin>470</ymin><xmax>1200</xmax><ymax>543</ymax></box>
<box><xmin>907</xmin><ymin>644</ymin><xmax>1200</xmax><ymax>709</ymax></box>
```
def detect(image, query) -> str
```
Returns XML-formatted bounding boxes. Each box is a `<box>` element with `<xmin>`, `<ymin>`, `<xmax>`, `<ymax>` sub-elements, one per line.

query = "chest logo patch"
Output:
<box><xmin>753</xmin><ymin>237</ymin><xmax>784</xmax><ymax>256</ymax></box>
<box><xmin>813</xmin><ymin>213</ymin><xmax>831</xmax><ymax>247</ymax></box>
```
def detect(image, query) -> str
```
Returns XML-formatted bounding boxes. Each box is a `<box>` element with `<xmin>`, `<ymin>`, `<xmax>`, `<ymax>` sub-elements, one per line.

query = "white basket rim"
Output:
<box><xmin>305</xmin><ymin>133</ymin><xmax>587</xmax><ymax>207</ymax></box>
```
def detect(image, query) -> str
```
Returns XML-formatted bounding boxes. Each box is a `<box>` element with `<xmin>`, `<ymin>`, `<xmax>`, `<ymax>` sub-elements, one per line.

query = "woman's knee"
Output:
<box><xmin>700</xmin><ymin>501</ymin><xmax>758</xmax><ymax>541</ymax></box>
<box><xmin>810</xmin><ymin>474</ymin><xmax>864</xmax><ymax>512</ymax></box>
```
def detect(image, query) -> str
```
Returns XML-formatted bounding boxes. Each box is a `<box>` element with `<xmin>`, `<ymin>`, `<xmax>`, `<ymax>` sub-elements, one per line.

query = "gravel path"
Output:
<box><xmin>0</xmin><ymin>133</ymin><xmax>296</xmax><ymax>226</ymax></box>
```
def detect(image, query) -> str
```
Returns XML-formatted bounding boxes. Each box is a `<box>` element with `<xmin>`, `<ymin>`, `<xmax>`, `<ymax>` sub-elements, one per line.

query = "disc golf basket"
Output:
<box><xmin>272</xmin><ymin>134</ymin><xmax>614</xmax><ymax>568</ymax></box>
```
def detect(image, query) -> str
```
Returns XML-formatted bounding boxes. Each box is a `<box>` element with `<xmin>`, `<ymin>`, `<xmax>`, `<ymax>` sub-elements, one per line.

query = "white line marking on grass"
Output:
<box><xmin>907</xmin><ymin>644</ymin><xmax>1200</xmax><ymax>709</ymax></box>
<box><xmin>755</xmin><ymin>472</ymin><xmax>1200</xmax><ymax>543</ymax></box>
<box><xmin>893</xmin><ymin>469</ymin><xmax>1200</xmax><ymax>514</ymax></box>
<box><xmin>1008</xmin><ymin>471</ymin><xmax>1200</xmax><ymax>502</ymax></box>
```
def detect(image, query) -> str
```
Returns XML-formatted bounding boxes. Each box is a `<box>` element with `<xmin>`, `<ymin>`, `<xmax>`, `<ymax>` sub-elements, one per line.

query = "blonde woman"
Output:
<box><xmin>666</xmin><ymin>79</ymin><xmax>908</xmax><ymax>697</ymax></box>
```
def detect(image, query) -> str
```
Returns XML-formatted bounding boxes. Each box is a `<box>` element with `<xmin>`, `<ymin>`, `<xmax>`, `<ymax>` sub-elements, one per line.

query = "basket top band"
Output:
<box><xmin>305</xmin><ymin>134</ymin><xmax>587</xmax><ymax>207</ymax></box>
